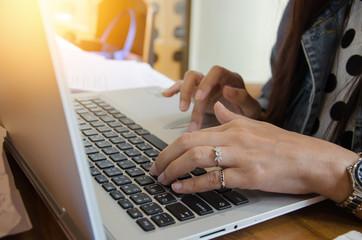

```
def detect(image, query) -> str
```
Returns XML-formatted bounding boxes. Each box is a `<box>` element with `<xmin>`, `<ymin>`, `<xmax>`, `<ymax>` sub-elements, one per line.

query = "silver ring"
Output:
<box><xmin>220</xmin><ymin>168</ymin><xmax>226</xmax><ymax>189</ymax></box>
<box><xmin>213</xmin><ymin>147</ymin><xmax>222</xmax><ymax>165</ymax></box>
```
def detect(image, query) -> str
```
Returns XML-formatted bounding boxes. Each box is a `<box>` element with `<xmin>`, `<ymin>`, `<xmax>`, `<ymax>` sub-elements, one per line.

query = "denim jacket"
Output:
<box><xmin>258</xmin><ymin>0</ymin><xmax>361</xmax><ymax>152</ymax></box>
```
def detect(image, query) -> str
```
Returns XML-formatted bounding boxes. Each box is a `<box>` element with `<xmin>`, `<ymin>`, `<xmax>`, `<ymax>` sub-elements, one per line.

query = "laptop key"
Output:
<box><xmin>132</xmin><ymin>156</ymin><xmax>150</xmax><ymax>164</ymax></box>
<box><xmin>198</xmin><ymin>191</ymin><xmax>231</xmax><ymax>210</ymax></box>
<box><xmin>144</xmin><ymin>184</ymin><xmax>165</xmax><ymax>195</ymax></box>
<box><xmin>103</xmin><ymin>131</ymin><xmax>118</xmax><ymax>138</ymax></box>
<box><xmin>112</xmin><ymin>175</ymin><xmax>132</xmax><ymax>186</ymax></box>
<box><xmin>117</xmin><ymin>160</ymin><xmax>136</xmax><ymax>169</ymax></box>
<box><xmin>129</xmin><ymin>137</ymin><xmax>144</xmax><ymax>145</ymax></box>
<box><xmin>120</xmin><ymin>184</ymin><xmax>141</xmax><ymax>195</ymax></box>
<box><xmin>88</xmin><ymin>152</ymin><xmax>107</xmax><ymax>162</ymax></box>
<box><xmin>79</xmin><ymin>112</ymin><xmax>98</xmax><ymax>122</ymax></box>
<box><xmin>151</xmin><ymin>213</ymin><xmax>175</xmax><ymax>227</ymax></box>
<box><xmin>108</xmin><ymin>121</ymin><xmax>122</xmax><ymax>128</ymax></box>
<box><xmin>222</xmin><ymin>191</ymin><xmax>249</xmax><ymax>206</ymax></box>
<box><xmin>95</xmin><ymin>175</ymin><xmax>108</xmax><ymax>184</ymax></box>
<box><xmin>166</xmin><ymin>203</ymin><xmax>195</xmax><ymax>221</ymax></box>
<box><xmin>136</xmin><ymin>218</ymin><xmax>155</xmax><ymax>232</ymax></box>
<box><xmin>191</xmin><ymin>167</ymin><xmax>207</xmax><ymax>176</ymax></box>
<box><xmin>141</xmin><ymin>162</ymin><xmax>153</xmax><ymax>172</ymax></box>
<box><xmin>126</xmin><ymin>167</ymin><xmax>145</xmax><ymax>177</ymax></box>
<box><xmin>95</xmin><ymin>160</ymin><xmax>114</xmax><ymax>169</ymax></box>
<box><xmin>154</xmin><ymin>193</ymin><xmax>176</xmax><ymax>205</ymax></box>
<box><xmin>114</xmin><ymin>126</ymin><xmax>129</xmax><ymax>133</ymax></box>
<box><xmin>144</xmin><ymin>149</ymin><xmax>160</xmax><ymax>158</ymax></box>
<box><xmin>124</xmin><ymin>149</ymin><xmax>141</xmax><ymax>157</ymax></box>
<box><xmin>89</xmin><ymin>135</ymin><xmax>105</xmax><ymax>142</ymax></box>
<box><xmin>118</xmin><ymin>199</ymin><xmax>133</xmax><ymax>209</ymax></box>
<box><xmin>103</xmin><ymin>167</ymin><xmax>123</xmax><ymax>177</ymax></box>
<box><xmin>110</xmin><ymin>190</ymin><xmax>125</xmax><ymax>200</ymax></box>
<box><xmin>109</xmin><ymin>137</ymin><xmax>126</xmax><ymax>144</ymax></box>
<box><xmin>90</xmin><ymin>167</ymin><xmax>101</xmax><ymax>176</ymax></box>
<box><xmin>135</xmin><ymin>175</ymin><xmax>154</xmax><ymax>186</ymax></box>
<box><xmin>127</xmin><ymin>208</ymin><xmax>143</xmax><ymax>219</ymax></box>
<box><xmin>117</xmin><ymin>143</ymin><xmax>133</xmax><ymax>150</ymax></box>
<box><xmin>95</xmin><ymin>141</ymin><xmax>112</xmax><ymax>148</ymax></box>
<box><xmin>120</xmin><ymin>117</ymin><xmax>134</xmax><ymax>125</ymax></box>
<box><xmin>136</xmin><ymin>143</ymin><xmax>152</xmax><ymax>151</ymax></box>
<box><xmin>140</xmin><ymin>202</ymin><xmax>163</xmax><ymax>216</ymax></box>
<box><xmin>109</xmin><ymin>153</ymin><xmax>127</xmax><ymax>162</ymax></box>
<box><xmin>83</xmin><ymin>129</ymin><xmax>98</xmax><ymax>136</ymax></box>
<box><xmin>102</xmin><ymin>147</ymin><xmax>119</xmax><ymax>155</ymax></box>
<box><xmin>102</xmin><ymin>182</ymin><xmax>116</xmax><ymax>192</ymax></box>
<box><xmin>128</xmin><ymin>124</ymin><xmax>142</xmax><ymax>130</ymax></box>
<box><xmin>122</xmin><ymin>132</ymin><xmax>137</xmax><ymax>139</ymax></box>
<box><xmin>143</xmin><ymin>134</ymin><xmax>168</xmax><ymax>151</ymax></box>
<box><xmin>178</xmin><ymin>173</ymin><xmax>192</xmax><ymax>180</ymax></box>
<box><xmin>135</xmin><ymin>129</ymin><xmax>150</xmax><ymax>136</ymax></box>
<box><xmin>130</xmin><ymin>193</ymin><xmax>152</xmax><ymax>205</ymax></box>
<box><xmin>181</xmin><ymin>195</ymin><xmax>214</xmax><ymax>216</ymax></box>
<box><xmin>85</xmin><ymin>146</ymin><xmax>99</xmax><ymax>155</ymax></box>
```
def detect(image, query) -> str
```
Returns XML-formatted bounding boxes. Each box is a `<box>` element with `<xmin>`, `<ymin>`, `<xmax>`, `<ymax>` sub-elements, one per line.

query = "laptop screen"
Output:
<box><xmin>0</xmin><ymin>0</ymin><xmax>105</xmax><ymax>239</ymax></box>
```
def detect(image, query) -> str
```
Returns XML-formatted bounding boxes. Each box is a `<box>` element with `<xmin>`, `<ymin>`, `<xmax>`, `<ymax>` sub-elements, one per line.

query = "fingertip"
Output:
<box><xmin>189</xmin><ymin>121</ymin><xmax>199</xmax><ymax>131</ymax></box>
<box><xmin>180</xmin><ymin>100</ymin><xmax>189</xmax><ymax>111</ymax></box>
<box><xmin>172</xmin><ymin>181</ymin><xmax>182</xmax><ymax>192</ymax></box>
<box><xmin>149</xmin><ymin>163</ymin><xmax>158</xmax><ymax>175</ymax></box>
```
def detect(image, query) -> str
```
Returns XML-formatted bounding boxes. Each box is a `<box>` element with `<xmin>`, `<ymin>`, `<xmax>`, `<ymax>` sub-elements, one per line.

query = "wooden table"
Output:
<box><xmin>3</xmin><ymin>150</ymin><xmax>362</xmax><ymax>240</ymax></box>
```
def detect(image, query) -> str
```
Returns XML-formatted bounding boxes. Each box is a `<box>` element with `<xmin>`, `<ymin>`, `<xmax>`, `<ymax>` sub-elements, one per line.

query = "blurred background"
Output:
<box><xmin>48</xmin><ymin>0</ymin><xmax>288</xmax><ymax>84</ymax></box>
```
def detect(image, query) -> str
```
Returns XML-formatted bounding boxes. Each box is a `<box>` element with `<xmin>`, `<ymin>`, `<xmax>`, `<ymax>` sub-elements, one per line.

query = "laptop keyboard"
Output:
<box><xmin>73</xmin><ymin>97</ymin><xmax>248</xmax><ymax>231</ymax></box>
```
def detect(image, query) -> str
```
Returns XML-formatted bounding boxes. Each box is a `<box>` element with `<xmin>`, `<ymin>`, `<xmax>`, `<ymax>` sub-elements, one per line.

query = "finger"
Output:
<box><xmin>162</xmin><ymin>80</ymin><xmax>183</xmax><ymax>97</ymax></box>
<box><xmin>151</xmin><ymin>131</ymin><xmax>225</xmax><ymax>176</ymax></box>
<box><xmin>179</xmin><ymin>71</ymin><xmax>203</xmax><ymax>111</ymax></box>
<box><xmin>194</xmin><ymin>66</ymin><xmax>224</xmax><ymax>101</ymax></box>
<box><xmin>214</xmin><ymin>101</ymin><xmax>244</xmax><ymax>125</ymax></box>
<box><xmin>195</xmin><ymin>66</ymin><xmax>245</xmax><ymax>101</ymax></box>
<box><xmin>189</xmin><ymin>97</ymin><xmax>210</xmax><ymax>131</ymax></box>
<box><xmin>171</xmin><ymin>168</ymin><xmax>239</xmax><ymax>194</ymax></box>
<box><xmin>156</xmin><ymin>145</ymin><xmax>236</xmax><ymax>185</ymax></box>
<box><xmin>222</xmin><ymin>86</ymin><xmax>262</xmax><ymax>119</ymax></box>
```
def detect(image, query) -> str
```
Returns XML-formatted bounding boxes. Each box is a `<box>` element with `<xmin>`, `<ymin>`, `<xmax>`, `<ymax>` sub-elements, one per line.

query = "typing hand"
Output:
<box><xmin>162</xmin><ymin>65</ymin><xmax>262</xmax><ymax>131</ymax></box>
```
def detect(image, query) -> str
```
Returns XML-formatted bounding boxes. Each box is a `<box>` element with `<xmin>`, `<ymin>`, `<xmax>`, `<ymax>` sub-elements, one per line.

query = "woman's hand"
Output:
<box><xmin>150</xmin><ymin>102</ymin><xmax>359</xmax><ymax>203</ymax></box>
<box><xmin>162</xmin><ymin>66</ymin><xmax>262</xmax><ymax>131</ymax></box>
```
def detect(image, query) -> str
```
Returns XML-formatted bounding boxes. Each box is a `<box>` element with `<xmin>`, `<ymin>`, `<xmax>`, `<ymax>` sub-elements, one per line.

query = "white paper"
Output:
<box><xmin>56</xmin><ymin>36</ymin><xmax>174</xmax><ymax>92</ymax></box>
<box><xmin>334</xmin><ymin>231</ymin><xmax>362</xmax><ymax>240</ymax></box>
<box><xmin>0</xmin><ymin>126</ymin><xmax>32</xmax><ymax>237</ymax></box>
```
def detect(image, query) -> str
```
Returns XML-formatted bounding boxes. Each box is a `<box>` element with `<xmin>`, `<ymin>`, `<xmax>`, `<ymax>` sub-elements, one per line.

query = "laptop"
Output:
<box><xmin>0</xmin><ymin>0</ymin><xmax>325</xmax><ymax>239</ymax></box>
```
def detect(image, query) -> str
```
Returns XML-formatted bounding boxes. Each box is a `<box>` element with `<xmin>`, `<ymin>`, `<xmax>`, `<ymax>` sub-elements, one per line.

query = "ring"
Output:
<box><xmin>220</xmin><ymin>168</ymin><xmax>226</xmax><ymax>189</ymax></box>
<box><xmin>213</xmin><ymin>147</ymin><xmax>222</xmax><ymax>165</ymax></box>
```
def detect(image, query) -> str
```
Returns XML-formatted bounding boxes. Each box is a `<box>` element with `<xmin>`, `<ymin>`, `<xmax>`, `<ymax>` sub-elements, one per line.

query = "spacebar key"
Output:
<box><xmin>143</xmin><ymin>134</ymin><xmax>168</xmax><ymax>151</ymax></box>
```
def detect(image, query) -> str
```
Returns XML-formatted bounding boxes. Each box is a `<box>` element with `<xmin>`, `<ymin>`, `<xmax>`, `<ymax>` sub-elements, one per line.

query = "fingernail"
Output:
<box><xmin>150</xmin><ymin>163</ymin><xmax>157</xmax><ymax>175</ymax></box>
<box><xmin>189</xmin><ymin>121</ymin><xmax>198</xmax><ymax>131</ymax></box>
<box><xmin>158</xmin><ymin>172</ymin><xmax>165</xmax><ymax>184</ymax></box>
<box><xmin>195</xmin><ymin>89</ymin><xmax>203</xmax><ymax>100</ymax></box>
<box><xmin>172</xmin><ymin>181</ymin><xmax>182</xmax><ymax>192</ymax></box>
<box><xmin>180</xmin><ymin>100</ymin><xmax>187</xmax><ymax>111</ymax></box>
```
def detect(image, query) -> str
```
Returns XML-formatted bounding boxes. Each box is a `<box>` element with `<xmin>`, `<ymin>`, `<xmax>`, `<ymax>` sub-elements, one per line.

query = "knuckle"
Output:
<box><xmin>177</xmin><ymin>132</ymin><xmax>193</xmax><ymax>149</ymax></box>
<box><xmin>188</xmin><ymin>146</ymin><xmax>206</xmax><ymax>164</ymax></box>
<box><xmin>210</xmin><ymin>65</ymin><xmax>225</xmax><ymax>75</ymax></box>
<box><xmin>207</xmin><ymin>170</ymin><xmax>221</xmax><ymax>188</ymax></box>
<box><xmin>184</xmin><ymin>70</ymin><xmax>202</xmax><ymax>82</ymax></box>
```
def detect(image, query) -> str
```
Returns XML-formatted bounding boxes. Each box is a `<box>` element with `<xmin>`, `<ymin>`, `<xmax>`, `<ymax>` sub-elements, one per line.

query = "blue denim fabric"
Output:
<box><xmin>258</xmin><ymin>0</ymin><xmax>361</xmax><ymax>152</ymax></box>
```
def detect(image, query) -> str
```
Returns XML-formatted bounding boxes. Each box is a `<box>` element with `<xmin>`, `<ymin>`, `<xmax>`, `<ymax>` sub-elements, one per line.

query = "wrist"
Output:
<box><xmin>306</xmin><ymin>146</ymin><xmax>358</xmax><ymax>203</ymax></box>
<box><xmin>336</xmin><ymin>153</ymin><xmax>362</xmax><ymax>219</ymax></box>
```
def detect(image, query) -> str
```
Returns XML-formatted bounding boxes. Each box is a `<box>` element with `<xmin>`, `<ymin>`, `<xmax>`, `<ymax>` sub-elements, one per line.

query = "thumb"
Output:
<box><xmin>214</xmin><ymin>101</ymin><xmax>243</xmax><ymax>124</ymax></box>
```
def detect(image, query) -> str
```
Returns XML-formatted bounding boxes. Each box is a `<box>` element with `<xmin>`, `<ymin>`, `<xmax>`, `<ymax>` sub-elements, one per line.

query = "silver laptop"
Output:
<box><xmin>0</xmin><ymin>0</ymin><xmax>325</xmax><ymax>239</ymax></box>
